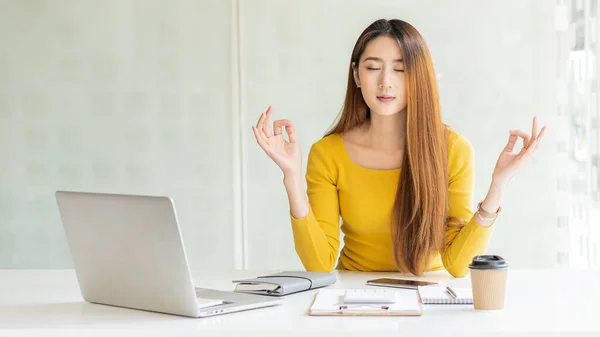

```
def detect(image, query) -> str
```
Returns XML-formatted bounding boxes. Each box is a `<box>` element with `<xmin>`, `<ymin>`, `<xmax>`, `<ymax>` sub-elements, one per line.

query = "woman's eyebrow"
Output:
<box><xmin>362</xmin><ymin>57</ymin><xmax>403</xmax><ymax>63</ymax></box>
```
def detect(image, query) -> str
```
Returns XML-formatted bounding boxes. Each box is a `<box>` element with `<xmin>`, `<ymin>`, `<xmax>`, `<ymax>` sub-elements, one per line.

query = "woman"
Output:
<box><xmin>252</xmin><ymin>19</ymin><xmax>546</xmax><ymax>277</ymax></box>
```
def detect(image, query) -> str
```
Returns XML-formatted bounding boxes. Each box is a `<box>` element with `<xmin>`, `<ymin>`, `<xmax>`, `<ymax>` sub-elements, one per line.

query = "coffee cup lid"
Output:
<box><xmin>468</xmin><ymin>255</ymin><xmax>508</xmax><ymax>270</ymax></box>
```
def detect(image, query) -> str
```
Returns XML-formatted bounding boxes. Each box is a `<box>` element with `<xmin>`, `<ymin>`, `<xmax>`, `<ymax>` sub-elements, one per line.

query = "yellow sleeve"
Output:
<box><xmin>441</xmin><ymin>134</ymin><xmax>495</xmax><ymax>278</ymax></box>
<box><xmin>289</xmin><ymin>141</ymin><xmax>340</xmax><ymax>272</ymax></box>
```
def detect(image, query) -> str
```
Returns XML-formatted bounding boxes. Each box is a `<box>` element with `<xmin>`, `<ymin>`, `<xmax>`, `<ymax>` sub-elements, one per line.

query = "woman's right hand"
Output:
<box><xmin>252</xmin><ymin>106</ymin><xmax>302</xmax><ymax>177</ymax></box>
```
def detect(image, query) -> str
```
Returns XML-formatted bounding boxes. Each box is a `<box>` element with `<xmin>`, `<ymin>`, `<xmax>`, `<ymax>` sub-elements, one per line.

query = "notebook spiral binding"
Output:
<box><xmin>423</xmin><ymin>297</ymin><xmax>472</xmax><ymax>304</ymax></box>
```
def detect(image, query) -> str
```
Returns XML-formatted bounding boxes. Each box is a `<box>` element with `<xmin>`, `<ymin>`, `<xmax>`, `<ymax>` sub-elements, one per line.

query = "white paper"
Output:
<box><xmin>310</xmin><ymin>288</ymin><xmax>421</xmax><ymax>314</ymax></box>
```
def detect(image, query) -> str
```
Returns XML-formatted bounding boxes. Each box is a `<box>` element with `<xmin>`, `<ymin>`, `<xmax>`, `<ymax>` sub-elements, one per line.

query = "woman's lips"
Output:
<box><xmin>377</xmin><ymin>96</ymin><xmax>395</xmax><ymax>102</ymax></box>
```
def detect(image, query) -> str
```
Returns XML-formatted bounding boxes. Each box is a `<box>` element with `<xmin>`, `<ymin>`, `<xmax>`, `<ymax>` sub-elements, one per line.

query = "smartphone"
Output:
<box><xmin>366</xmin><ymin>278</ymin><xmax>438</xmax><ymax>290</ymax></box>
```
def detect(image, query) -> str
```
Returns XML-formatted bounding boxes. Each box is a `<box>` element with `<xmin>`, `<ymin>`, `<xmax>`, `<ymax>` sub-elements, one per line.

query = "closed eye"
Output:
<box><xmin>367</xmin><ymin>67</ymin><xmax>404</xmax><ymax>72</ymax></box>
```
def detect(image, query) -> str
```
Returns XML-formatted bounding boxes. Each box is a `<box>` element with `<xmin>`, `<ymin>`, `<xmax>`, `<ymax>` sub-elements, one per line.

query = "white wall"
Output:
<box><xmin>0</xmin><ymin>0</ymin><xmax>558</xmax><ymax>271</ymax></box>
<box><xmin>0</xmin><ymin>0</ymin><xmax>237</xmax><ymax>272</ymax></box>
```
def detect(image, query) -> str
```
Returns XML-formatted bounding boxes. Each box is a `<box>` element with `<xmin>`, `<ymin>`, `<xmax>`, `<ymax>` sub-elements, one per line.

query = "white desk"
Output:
<box><xmin>0</xmin><ymin>269</ymin><xmax>599</xmax><ymax>336</ymax></box>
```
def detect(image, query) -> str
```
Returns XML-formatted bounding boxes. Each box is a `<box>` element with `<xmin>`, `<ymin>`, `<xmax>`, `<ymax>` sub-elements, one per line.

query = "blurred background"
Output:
<box><xmin>0</xmin><ymin>0</ymin><xmax>597</xmax><ymax>273</ymax></box>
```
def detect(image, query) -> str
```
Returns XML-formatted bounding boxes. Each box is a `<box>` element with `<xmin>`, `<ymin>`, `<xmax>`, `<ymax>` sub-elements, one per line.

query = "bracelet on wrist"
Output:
<box><xmin>476</xmin><ymin>201</ymin><xmax>502</xmax><ymax>221</ymax></box>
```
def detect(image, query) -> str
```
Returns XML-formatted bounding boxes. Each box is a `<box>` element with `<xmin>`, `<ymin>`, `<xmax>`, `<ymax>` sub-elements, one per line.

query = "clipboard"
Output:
<box><xmin>308</xmin><ymin>289</ymin><xmax>423</xmax><ymax>316</ymax></box>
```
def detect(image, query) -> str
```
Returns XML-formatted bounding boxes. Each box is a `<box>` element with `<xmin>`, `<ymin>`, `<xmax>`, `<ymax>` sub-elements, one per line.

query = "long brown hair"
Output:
<box><xmin>325</xmin><ymin>19</ymin><xmax>458</xmax><ymax>275</ymax></box>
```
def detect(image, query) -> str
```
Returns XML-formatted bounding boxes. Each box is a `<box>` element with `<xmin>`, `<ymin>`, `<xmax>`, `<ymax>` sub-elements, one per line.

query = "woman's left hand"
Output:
<box><xmin>491</xmin><ymin>116</ymin><xmax>547</xmax><ymax>186</ymax></box>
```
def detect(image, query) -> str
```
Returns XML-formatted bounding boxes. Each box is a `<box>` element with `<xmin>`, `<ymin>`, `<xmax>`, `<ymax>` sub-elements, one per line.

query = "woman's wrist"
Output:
<box><xmin>283</xmin><ymin>173</ymin><xmax>303</xmax><ymax>189</ymax></box>
<box><xmin>473</xmin><ymin>180</ymin><xmax>506</xmax><ymax>227</ymax></box>
<box><xmin>480</xmin><ymin>180</ymin><xmax>506</xmax><ymax>214</ymax></box>
<box><xmin>283</xmin><ymin>173</ymin><xmax>309</xmax><ymax>219</ymax></box>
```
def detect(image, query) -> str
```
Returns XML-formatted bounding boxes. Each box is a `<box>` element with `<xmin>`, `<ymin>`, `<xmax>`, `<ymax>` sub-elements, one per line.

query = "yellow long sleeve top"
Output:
<box><xmin>289</xmin><ymin>130</ymin><xmax>494</xmax><ymax>278</ymax></box>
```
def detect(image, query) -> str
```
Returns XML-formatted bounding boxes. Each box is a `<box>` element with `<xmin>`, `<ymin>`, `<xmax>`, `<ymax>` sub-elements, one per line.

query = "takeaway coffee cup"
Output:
<box><xmin>469</xmin><ymin>255</ymin><xmax>508</xmax><ymax>310</ymax></box>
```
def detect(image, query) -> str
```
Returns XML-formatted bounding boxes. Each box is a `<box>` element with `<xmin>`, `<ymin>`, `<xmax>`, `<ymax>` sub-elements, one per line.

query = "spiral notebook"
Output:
<box><xmin>417</xmin><ymin>286</ymin><xmax>473</xmax><ymax>304</ymax></box>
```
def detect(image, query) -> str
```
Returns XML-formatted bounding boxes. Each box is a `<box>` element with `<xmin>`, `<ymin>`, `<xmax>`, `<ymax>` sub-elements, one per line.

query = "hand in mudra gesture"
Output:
<box><xmin>252</xmin><ymin>106</ymin><xmax>302</xmax><ymax>176</ymax></box>
<box><xmin>492</xmin><ymin>116</ymin><xmax>547</xmax><ymax>185</ymax></box>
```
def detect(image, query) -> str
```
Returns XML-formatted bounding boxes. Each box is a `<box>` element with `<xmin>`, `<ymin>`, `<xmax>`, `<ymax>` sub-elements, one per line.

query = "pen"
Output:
<box><xmin>339</xmin><ymin>305</ymin><xmax>390</xmax><ymax>311</ymax></box>
<box><xmin>446</xmin><ymin>286</ymin><xmax>457</xmax><ymax>299</ymax></box>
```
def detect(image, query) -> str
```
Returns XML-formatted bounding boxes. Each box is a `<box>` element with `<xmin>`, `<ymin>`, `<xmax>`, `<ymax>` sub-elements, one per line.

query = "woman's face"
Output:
<box><xmin>353</xmin><ymin>36</ymin><xmax>407</xmax><ymax>117</ymax></box>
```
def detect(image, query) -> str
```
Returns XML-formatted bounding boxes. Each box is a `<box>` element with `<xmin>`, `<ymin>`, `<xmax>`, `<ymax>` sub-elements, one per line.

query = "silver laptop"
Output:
<box><xmin>55</xmin><ymin>190</ymin><xmax>283</xmax><ymax>318</ymax></box>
